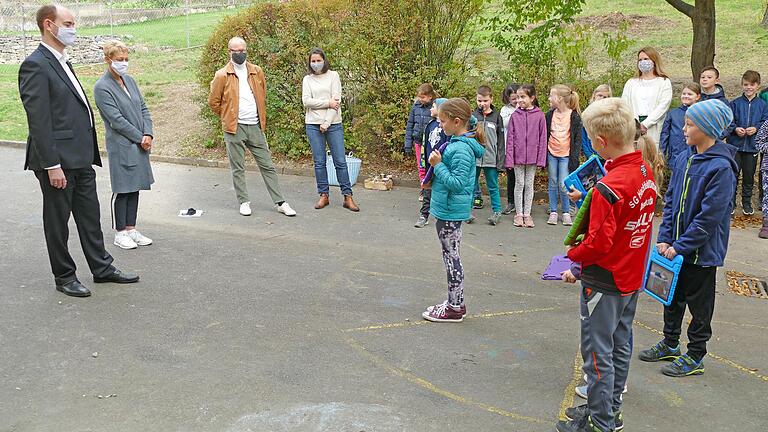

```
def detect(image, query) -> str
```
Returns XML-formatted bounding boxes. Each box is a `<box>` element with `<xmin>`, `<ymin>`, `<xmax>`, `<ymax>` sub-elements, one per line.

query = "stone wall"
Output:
<box><xmin>0</xmin><ymin>35</ymin><xmax>127</xmax><ymax>65</ymax></box>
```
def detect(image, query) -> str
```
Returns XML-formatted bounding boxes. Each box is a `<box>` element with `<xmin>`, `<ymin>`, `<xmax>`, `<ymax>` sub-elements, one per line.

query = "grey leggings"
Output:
<box><xmin>436</xmin><ymin>219</ymin><xmax>464</xmax><ymax>307</ymax></box>
<box><xmin>514</xmin><ymin>164</ymin><xmax>537</xmax><ymax>215</ymax></box>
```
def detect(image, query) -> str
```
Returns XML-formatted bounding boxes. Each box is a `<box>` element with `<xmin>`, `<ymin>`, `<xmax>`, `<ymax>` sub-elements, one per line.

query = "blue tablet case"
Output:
<box><xmin>563</xmin><ymin>156</ymin><xmax>607</xmax><ymax>208</ymax></box>
<box><xmin>642</xmin><ymin>249</ymin><xmax>684</xmax><ymax>306</ymax></box>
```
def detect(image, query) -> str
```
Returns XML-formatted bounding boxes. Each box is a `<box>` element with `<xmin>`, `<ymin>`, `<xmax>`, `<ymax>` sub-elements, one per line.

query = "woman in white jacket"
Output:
<box><xmin>621</xmin><ymin>47</ymin><xmax>673</xmax><ymax>144</ymax></box>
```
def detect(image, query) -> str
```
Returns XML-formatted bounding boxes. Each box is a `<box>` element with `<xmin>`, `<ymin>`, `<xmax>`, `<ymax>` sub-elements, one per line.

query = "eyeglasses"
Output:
<box><xmin>228</xmin><ymin>49</ymin><xmax>246</xmax><ymax>54</ymax></box>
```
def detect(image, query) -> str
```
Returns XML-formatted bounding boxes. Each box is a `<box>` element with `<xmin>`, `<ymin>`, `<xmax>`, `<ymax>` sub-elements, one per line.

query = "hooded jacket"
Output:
<box><xmin>545</xmin><ymin>109</ymin><xmax>584</xmax><ymax>172</ymax></box>
<box><xmin>473</xmin><ymin>106</ymin><xmax>506</xmax><ymax>169</ymax></box>
<box><xmin>422</xmin><ymin>117</ymin><xmax>449</xmax><ymax>170</ymax></box>
<box><xmin>657</xmin><ymin>141</ymin><xmax>738</xmax><ymax>267</ymax></box>
<box><xmin>430</xmin><ymin>135</ymin><xmax>485</xmax><ymax>221</ymax></box>
<box><xmin>567</xmin><ymin>151</ymin><xmax>657</xmax><ymax>295</ymax></box>
<box><xmin>505</xmin><ymin>106</ymin><xmax>547</xmax><ymax>167</ymax></box>
<box><xmin>405</xmin><ymin>100</ymin><xmax>434</xmax><ymax>150</ymax></box>
<box><xmin>660</xmin><ymin>104</ymin><xmax>689</xmax><ymax>161</ymax></box>
<box><xmin>728</xmin><ymin>94</ymin><xmax>768</xmax><ymax>153</ymax></box>
<box><xmin>700</xmin><ymin>84</ymin><xmax>728</xmax><ymax>104</ymax></box>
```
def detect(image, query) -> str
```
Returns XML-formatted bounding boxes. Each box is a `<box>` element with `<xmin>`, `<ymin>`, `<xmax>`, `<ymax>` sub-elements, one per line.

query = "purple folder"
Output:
<box><xmin>542</xmin><ymin>255</ymin><xmax>573</xmax><ymax>280</ymax></box>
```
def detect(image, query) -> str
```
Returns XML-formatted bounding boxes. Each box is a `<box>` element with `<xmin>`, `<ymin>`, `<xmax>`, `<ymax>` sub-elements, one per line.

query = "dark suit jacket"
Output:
<box><xmin>18</xmin><ymin>44</ymin><xmax>99</xmax><ymax>171</ymax></box>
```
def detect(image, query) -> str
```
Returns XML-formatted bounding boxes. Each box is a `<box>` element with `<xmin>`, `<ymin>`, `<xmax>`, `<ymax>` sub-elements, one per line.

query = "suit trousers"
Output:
<box><xmin>35</xmin><ymin>167</ymin><xmax>115</xmax><ymax>285</ymax></box>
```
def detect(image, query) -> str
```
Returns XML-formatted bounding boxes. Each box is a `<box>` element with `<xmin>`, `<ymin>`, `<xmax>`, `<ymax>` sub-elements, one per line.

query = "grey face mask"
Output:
<box><xmin>638</xmin><ymin>59</ymin><xmax>654</xmax><ymax>74</ymax></box>
<box><xmin>231</xmin><ymin>52</ymin><xmax>247</xmax><ymax>65</ymax></box>
<box><xmin>310</xmin><ymin>61</ymin><xmax>325</xmax><ymax>73</ymax></box>
<box><xmin>52</xmin><ymin>23</ymin><xmax>77</xmax><ymax>46</ymax></box>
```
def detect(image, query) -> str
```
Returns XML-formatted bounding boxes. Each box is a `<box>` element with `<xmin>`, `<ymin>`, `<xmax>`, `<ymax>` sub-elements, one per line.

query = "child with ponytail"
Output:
<box><xmin>546</xmin><ymin>84</ymin><xmax>583</xmax><ymax>226</ymax></box>
<box><xmin>422</xmin><ymin>98</ymin><xmax>486</xmax><ymax>323</ymax></box>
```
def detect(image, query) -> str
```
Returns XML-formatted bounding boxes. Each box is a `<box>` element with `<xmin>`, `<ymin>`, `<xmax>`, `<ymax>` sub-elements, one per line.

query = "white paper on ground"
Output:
<box><xmin>178</xmin><ymin>210</ymin><xmax>204</xmax><ymax>218</ymax></box>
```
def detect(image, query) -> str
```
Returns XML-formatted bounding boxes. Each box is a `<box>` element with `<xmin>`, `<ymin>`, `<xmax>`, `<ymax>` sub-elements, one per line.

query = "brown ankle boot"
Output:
<box><xmin>760</xmin><ymin>218</ymin><xmax>768</xmax><ymax>239</ymax></box>
<box><xmin>315</xmin><ymin>193</ymin><xmax>329</xmax><ymax>209</ymax></box>
<box><xmin>343</xmin><ymin>195</ymin><xmax>359</xmax><ymax>212</ymax></box>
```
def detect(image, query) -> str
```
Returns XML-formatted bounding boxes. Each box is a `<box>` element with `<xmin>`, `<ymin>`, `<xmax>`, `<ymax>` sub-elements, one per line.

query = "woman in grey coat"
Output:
<box><xmin>94</xmin><ymin>40</ymin><xmax>154</xmax><ymax>250</ymax></box>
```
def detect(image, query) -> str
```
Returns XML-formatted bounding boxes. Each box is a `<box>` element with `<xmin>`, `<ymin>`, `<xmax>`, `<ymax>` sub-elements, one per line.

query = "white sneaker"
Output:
<box><xmin>127</xmin><ymin>229</ymin><xmax>153</xmax><ymax>246</ymax></box>
<box><xmin>239</xmin><ymin>202</ymin><xmax>252</xmax><ymax>216</ymax></box>
<box><xmin>277</xmin><ymin>202</ymin><xmax>296</xmax><ymax>217</ymax></box>
<box><xmin>114</xmin><ymin>231</ymin><xmax>138</xmax><ymax>250</ymax></box>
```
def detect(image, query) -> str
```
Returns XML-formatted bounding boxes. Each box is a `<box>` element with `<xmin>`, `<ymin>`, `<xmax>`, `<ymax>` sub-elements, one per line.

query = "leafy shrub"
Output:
<box><xmin>198</xmin><ymin>0</ymin><xmax>483</xmax><ymax>161</ymax></box>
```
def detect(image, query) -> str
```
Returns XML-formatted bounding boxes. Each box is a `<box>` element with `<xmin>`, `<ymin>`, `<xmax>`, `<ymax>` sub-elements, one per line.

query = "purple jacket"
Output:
<box><xmin>505</xmin><ymin>106</ymin><xmax>547</xmax><ymax>168</ymax></box>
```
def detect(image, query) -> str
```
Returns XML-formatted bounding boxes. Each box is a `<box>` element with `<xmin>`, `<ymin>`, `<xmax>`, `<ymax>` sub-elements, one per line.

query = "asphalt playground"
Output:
<box><xmin>0</xmin><ymin>145</ymin><xmax>766</xmax><ymax>432</ymax></box>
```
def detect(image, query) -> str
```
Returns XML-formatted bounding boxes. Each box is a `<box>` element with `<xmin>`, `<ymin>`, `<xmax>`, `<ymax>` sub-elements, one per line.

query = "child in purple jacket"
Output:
<box><xmin>505</xmin><ymin>84</ymin><xmax>547</xmax><ymax>228</ymax></box>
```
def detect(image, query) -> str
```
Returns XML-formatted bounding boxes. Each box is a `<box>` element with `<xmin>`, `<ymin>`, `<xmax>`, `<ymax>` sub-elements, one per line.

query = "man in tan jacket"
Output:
<box><xmin>209</xmin><ymin>37</ymin><xmax>295</xmax><ymax>217</ymax></box>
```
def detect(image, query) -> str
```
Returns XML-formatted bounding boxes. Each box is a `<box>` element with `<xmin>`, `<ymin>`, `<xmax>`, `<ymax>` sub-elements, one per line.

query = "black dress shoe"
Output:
<box><xmin>56</xmin><ymin>280</ymin><xmax>91</xmax><ymax>297</ymax></box>
<box><xmin>93</xmin><ymin>269</ymin><xmax>140</xmax><ymax>284</ymax></box>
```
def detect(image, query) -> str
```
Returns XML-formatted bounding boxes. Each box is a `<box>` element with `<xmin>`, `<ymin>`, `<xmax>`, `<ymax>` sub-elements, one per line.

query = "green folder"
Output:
<box><xmin>564</xmin><ymin>188</ymin><xmax>593</xmax><ymax>246</ymax></box>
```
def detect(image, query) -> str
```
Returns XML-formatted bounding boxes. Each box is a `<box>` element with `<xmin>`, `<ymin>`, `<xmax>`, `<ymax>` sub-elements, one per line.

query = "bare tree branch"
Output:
<box><xmin>664</xmin><ymin>0</ymin><xmax>695</xmax><ymax>18</ymax></box>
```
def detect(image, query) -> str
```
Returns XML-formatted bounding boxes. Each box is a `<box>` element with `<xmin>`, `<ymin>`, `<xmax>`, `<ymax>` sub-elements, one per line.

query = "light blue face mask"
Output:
<box><xmin>638</xmin><ymin>59</ymin><xmax>654</xmax><ymax>74</ymax></box>
<box><xmin>310</xmin><ymin>61</ymin><xmax>325</xmax><ymax>73</ymax></box>
<box><xmin>111</xmin><ymin>60</ymin><xmax>128</xmax><ymax>76</ymax></box>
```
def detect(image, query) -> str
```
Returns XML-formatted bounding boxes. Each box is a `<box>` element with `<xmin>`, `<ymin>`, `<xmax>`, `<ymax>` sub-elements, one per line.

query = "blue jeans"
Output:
<box><xmin>306</xmin><ymin>123</ymin><xmax>353</xmax><ymax>196</ymax></box>
<box><xmin>547</xmin><ymin>152</ymin><xmax>569</xmax><ymax>214</ymax></box>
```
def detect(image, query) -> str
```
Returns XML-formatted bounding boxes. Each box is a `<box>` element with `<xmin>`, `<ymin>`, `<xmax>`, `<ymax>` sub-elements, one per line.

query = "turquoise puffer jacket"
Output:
<box><xmin>429</xmin><ymin>134</ymin><xmax>485</xmax><ymax>221</ymax></box>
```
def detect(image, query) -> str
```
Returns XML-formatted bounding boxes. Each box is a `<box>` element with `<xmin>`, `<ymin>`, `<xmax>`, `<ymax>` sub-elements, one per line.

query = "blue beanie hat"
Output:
<box><xmin>685</xmin><ymin>99</ymin><xmax>734</xmax><ymax>138</ymax></box>
<box><xmin>434</xmin><ymin>97</ymin><xmax>448</xmax><ymax>107</ymax></box>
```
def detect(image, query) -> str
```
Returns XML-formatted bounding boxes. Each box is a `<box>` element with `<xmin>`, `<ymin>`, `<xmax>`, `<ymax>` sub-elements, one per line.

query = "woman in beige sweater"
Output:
<box><xmin>302</xmin><ymin>48</ymin><xmax>359</xmax><ymax>211</ymax></box>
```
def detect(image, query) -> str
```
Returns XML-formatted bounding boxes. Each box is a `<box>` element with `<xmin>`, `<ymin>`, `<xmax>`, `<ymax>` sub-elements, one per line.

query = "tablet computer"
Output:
<box><xmin>563</xmin><ymin>156</ymin><xmax>606</xmax><ymax>208</ymax></box>
<box><xmin>642</xmin><ymin>249</ymin><xmax>684</xmax><ymax>306</ymax></box>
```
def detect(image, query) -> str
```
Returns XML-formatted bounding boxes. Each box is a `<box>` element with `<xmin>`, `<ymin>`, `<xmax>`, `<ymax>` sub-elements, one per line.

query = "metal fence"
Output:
<box><xmin>0</xmin><ymin>0</ymin><xmax>254</xmax><ymax>74</ymax></box>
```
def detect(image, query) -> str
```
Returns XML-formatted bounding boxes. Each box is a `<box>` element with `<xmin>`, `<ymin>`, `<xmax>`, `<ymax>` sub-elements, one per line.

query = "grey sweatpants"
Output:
<box><xmin>580</xmin><ymin>285</ymin><xmax>638</xmax><ymax>432</ymax></box>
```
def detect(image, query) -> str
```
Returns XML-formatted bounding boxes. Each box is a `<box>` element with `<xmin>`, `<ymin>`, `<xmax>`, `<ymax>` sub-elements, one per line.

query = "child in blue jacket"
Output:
<box><xmin>660</xmin><ymin>83</ymin><xmax>701</xmax><ymax>162</ymax></box>
<box><xmin>422</xmin><ymin>98</ymin><xmax>485</xmax><ymax>323</ymax></box>
<box><xmin>415</xmin><ymin>97</ymin><xmax>449</xmax><ymax>228</ymax></box>
<box><xmin>405</xmin><ymin>83</ymin><xmax>436</xmax><ymax>185</ymax></box>
<box><xmin>729</xmin><ymin>70</ymin><xmax>768</xmax><ymax>215</ymax></box>
<box><xmin>639</xmin><ymin>99</ymin><xmax>737</xmax><ymax>378</ymax></box>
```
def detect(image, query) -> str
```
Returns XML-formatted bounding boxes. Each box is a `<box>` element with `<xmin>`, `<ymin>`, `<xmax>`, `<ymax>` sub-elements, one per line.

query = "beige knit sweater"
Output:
<box><xmin>302</xmin><ymin>70</ymin><xmax>342</xmax><ymax>126</ymax></box>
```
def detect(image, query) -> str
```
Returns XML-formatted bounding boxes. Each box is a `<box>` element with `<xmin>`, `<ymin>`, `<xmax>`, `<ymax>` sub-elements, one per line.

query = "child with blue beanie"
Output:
<box><xmin>639</xmin><ymin>99</ymin><xmax>737</xmax><ymax>377</ymax></box>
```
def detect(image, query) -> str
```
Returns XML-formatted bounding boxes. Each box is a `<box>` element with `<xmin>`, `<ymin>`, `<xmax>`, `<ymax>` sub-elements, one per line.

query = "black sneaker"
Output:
<box><xmin>556</xmin><ymin>415</ymin><xmax>600</xmax><ymax>432</ymax></box>
<box><xmin>565</xmin><ymin>405</ymin><xmax>624</xmax><ymax>431</ymax></box>
<box><xmin>473</xmin><ymin>197</ymin><xmax>484</xmax><ymax>209</ymax></box>
<box><xmin>502</xmin><ymin>202</ymin><xmax>515</xmax><ymax>215</ymax></box>
<box><xmin>661</xmin><ymin>353</ymin><xmax>705</xmax><ymax>377</ymax></box>
<box><xmin>639</xmin><ymin>340</ymin><xmax>681</xmax><ymax>362</ymax></box>
<box><xmin>743</xmin><ymin>203</ymin><xmax>754</xmax><ymax>215</ymax></box>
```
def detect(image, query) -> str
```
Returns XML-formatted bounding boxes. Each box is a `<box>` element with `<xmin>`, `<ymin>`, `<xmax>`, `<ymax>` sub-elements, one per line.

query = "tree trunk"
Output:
<box><xmin>762</xmin><ymin>3</ymin><xmax>768</xmax><ymax>28</ymax></box>
<box><xmin>689</xmin><ymin>0</ymin><xmax>716</xmax><ymax>81</ymax></box>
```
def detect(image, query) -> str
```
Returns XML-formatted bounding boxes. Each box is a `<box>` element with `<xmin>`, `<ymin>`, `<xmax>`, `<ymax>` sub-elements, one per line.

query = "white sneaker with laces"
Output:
<box><xmin>127</xmin><ymin>229</ymin><xmax>153</xmax><ymax>246</ymax></box>
<box><xmin>277</xmin><ymin>202</ymin><xmax>297</xmax><ymax>217</ymax></box>
<box><xmin>114</xmin><ymin>231</ymin><xmax>138</xmax><ymax>250</ymax></box>
<box><xmin>239</xmin><ymin>202</ymin><xmax>252</xmax><ymax>216</ymax></box>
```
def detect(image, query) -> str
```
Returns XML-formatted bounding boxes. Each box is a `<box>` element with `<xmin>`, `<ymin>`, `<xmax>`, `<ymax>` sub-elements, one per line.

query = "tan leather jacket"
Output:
<box><xmin>208</xmin><ymin>62</ymin><xmax>267</xmax><ymax>134</ymax></box>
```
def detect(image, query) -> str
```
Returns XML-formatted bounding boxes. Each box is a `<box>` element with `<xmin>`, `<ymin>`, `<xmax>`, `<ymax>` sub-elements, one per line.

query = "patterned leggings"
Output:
<box><xmin>436</xmin><ymin>219</ymin><xmax>464</xmax><ymax>307</ymax></box>
<box><xmin>761</xmin><ymin>155</ymin><xmax>767</xmax><ymax>215</ymax></box>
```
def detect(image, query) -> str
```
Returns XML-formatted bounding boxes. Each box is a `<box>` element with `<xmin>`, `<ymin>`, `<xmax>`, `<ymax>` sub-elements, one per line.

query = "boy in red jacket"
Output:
<box><xmin>557</xmin><ymin>98</ymin><xmax>658</xmax><ymax>432</ymax></box>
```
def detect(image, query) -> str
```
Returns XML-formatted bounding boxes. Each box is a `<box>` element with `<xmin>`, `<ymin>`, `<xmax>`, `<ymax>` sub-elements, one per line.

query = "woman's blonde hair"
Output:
<box><xmin>591</xmin><ymin>84</ymin><xmax>612</xmax><ymax>102</ymax></box>
<box><xmin>635</xmin><ymin>46</ymin><xmax>669</xmax><ymax>79</ymax></box>
<box><xmin>551</xmin><ymin>84</ymin><xmax>580</xmax><ymax>113</ymax></box>
<box><xmin>102</xmin><ymin>40</ymin><xmax>129</xmax><ymax>59</ymax></box>
<box><xmin>438</xmin><ymin>98</ymin><xmax>486</xmax><ymax>145</ymax></box>
<box><xmin>634</xmin><ymin>121</ymin><xmax>666</xmax><ymax>188</ymax></box>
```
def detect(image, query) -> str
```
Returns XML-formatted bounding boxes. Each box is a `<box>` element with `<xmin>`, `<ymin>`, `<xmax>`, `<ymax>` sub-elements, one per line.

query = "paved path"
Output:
<box><xmin>1</xmin><ymin>147</ymin><xmax>766</xmax><ymax>431</ymax></box>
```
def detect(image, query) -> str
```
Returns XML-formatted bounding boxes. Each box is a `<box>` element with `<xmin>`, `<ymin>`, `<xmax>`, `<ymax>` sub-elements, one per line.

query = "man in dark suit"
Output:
<box><xmin>18</xmin><ymin>4</ymin><xmax>140</xmax><ymax>297</ymax></box>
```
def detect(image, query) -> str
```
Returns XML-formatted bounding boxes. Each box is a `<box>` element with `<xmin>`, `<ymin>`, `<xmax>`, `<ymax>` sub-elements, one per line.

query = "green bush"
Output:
<box><xmin>197</xmin><ymin>0</ymin><xmax>484</xmax><ymax>161</ymax></box>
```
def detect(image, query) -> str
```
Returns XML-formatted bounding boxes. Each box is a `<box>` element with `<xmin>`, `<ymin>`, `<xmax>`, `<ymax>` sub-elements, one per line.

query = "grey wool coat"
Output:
<box><xmin>93</xmin><ymin>70</ymin><xmax>154</xmax><ymax>194</ymax></box>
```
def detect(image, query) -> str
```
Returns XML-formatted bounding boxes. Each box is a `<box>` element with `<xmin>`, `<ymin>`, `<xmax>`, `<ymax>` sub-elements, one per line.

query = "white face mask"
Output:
<box><xmin>638</xmin><ymin>59</ymin><xmax>654</xmax><ymax>74</ymax></box>
<box><xmin>111</xmin><ymin>60</ymin><xmax>128</xmax><ymax>76</ymax></box>
<box><xmin>52</xmin><ymin>22</ymin><xmax>77</xmax><ymax>46</ymax></box>
<box><xmin>310</xmin><ymin>61</ymin><xmax>325</xmax><ymax>73</ymax></box>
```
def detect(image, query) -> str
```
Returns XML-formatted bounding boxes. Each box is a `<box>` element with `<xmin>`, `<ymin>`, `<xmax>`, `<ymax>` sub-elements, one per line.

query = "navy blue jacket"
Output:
<box><xmin>728</xmin><ymin>95</ymin><xmax>768</xmax><ymax>153</ymax></box>
<box><xmin>658</xmin><ymin>141</ymin><xmax>737</xmax><ymax>267</ymax></box>
<box><xmin>421</xmin><ymin>117</ymin><xmax>448</xmax><ymax>170</ymax></box>
<box><xmin>660</xmin><ymin>104</ymin><xmax>689</xmax><ymax>161</ymax></box>
<box><xmin>405</xmin><ymin>100</ymin><xmax>434</xmax><ymax>150</ymax></box>
<box><xmin>700</xmin><ymin>84</ymin><xmax>728</xmax><ymax>104</ymax></box>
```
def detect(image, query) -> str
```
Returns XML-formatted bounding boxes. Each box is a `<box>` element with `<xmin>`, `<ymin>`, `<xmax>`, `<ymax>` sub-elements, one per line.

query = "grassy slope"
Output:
<box><xmin>0</xmin><ymin>9</ymin><xmax>240</xmax><ymax>142</ymax></box>
<box><xmin>581</xmin><ymin>0</ymin><xmax>768</xmax><ymax>79</ymax></box>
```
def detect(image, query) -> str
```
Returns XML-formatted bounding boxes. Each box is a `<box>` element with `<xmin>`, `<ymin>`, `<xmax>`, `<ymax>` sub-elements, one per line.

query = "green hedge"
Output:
<box><xmin>197</xmin><ymin>0</ymin><xmax>484</xmax><ymax>161</ymax></box>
